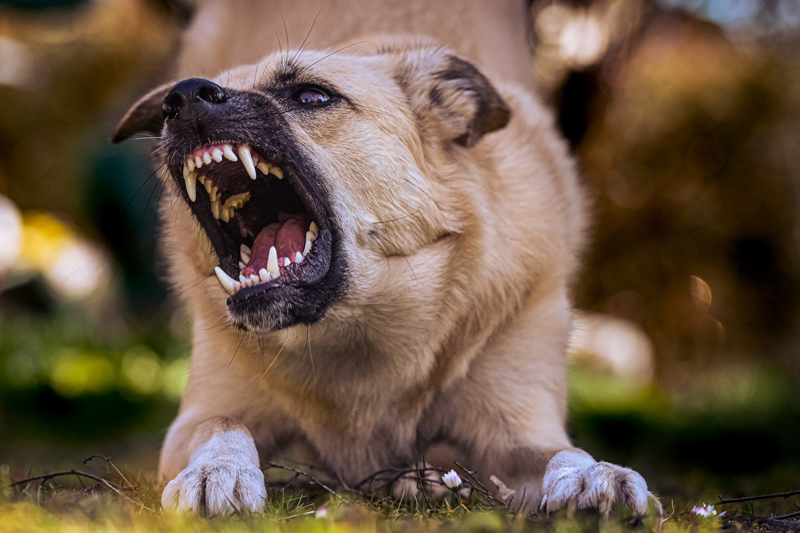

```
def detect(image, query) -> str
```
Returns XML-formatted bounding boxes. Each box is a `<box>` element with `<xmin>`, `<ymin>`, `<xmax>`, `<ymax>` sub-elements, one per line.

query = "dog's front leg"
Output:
<box><xmin>160</xmin><ymin>417</ymin><xmax>266</xmax><ymax>515</ymax></box>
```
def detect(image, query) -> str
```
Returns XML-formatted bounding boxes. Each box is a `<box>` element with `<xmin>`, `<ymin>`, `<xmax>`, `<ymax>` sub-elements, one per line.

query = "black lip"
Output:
<box><xmin>161</xmin><ymin>88</ymin><xmax>348</xmax><ymax>331</ymax></box>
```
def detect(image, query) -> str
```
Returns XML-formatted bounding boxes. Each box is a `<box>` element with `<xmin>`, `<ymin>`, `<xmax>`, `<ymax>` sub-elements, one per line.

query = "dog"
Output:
<box><xmin>113</xmin><ymin>0</ymin><xmax>659</xmax><ymax>517</ymax></box>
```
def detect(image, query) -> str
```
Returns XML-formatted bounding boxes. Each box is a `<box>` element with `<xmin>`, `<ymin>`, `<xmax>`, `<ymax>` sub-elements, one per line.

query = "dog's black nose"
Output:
<box><xmin>162</xmin><ymin>78</ymin><xmax>229</xmax><ymax>120</ymax></box>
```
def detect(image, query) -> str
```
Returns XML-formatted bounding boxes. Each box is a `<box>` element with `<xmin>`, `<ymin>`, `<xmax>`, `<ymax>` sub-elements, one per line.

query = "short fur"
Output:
<box><xmin>115</xmin><ymin>0</ymin><xmax>658</xmax><ymax>516</ymax></box>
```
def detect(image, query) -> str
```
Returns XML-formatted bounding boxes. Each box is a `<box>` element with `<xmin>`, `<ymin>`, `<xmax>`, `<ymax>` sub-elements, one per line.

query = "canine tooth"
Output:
<box><xmin>204</xmin><ymin>179</ymin><xmax>212</xmax><ymax>193</ymax></box>
<box><xmin>295</xmin><ymin>252</ymin><xmax>303</xmax><ymax>263</ymax></box>
<box><xmin>195</xmin><ymin>155</ymin><xmax>203</xmax><ymax>169</ymax></box>
<box><xmin>259</xmin><ymin>268</ymin><xmax>270</xmax><ymax>282</ymax></box>
<box><xmin>223</xmin><ymin>145</ymin><xmax>238</xmax><ymax>161</ymax></box>
<box><xmin>238</xmin><ymin>145</ymin><xmax>257</xmax><ymax>180</ymax></box>
<box><xmin>182</xmin><ymin>163</ymin><xmax>189</xmax><ymax>179</ymax></box>
<box><xmin>211</xmin><ymin>199</ymin><xmax>221</xmax><ymax>219</ymax></box>
<box><xmin>214</xmin><ymin>267</ymin><xmax>237</xmax><ymax>294</ymax></box>
<box><xmin>271</xmin><ymin>166</ymin><xmax>283</xmax><ymax>179</ymax></box>
<box><xmin>240</xmin><ymin>243</ymin><xmax>251</xmax><ymax>255</ymax></box>
<box><xmin>212</xmin><ymin>148</ymin><xmax>223</xmax><ymax>162</ymax></box>
<box><xmin>303</xmin><ymin>239</ymin><xmax>311</xmax><ymax>256</ymax></box>
<box><xmin>220</xmin><ymin>208</ymin><xmax>230</xmax><ymax>222</ymax></box>
<box><xmin>187</xmin><ymin>159</ymin><xmax>195</xmax><ymax>172</ymax></box>
<box><xmin>309</xmin><ymin>221</ymin><xmax>319</xmax><ymax>237</ymax></box>
<box><xmin>239</xmin><ymin>261</ymin><xmax>246</xmax><ymax>269</ymax></box>
<box><xmin>185</xmin><ymin>172</ymin><xmax>197</xmax><ymax>202</ymax></box>
<box><xmin>256</xmin><ymin>162</ymin><xmax>270</xmax><ymax>175</ymax></box>
<box><xmin>249</xmin><ymin>274</ymin><xmax>259</xmax><ymax>284</ymax></box>
<box><xmin>241</xmin><ymin>251</ymin><xmax>250</xmax><ymax>264</ymax></box>
<box><xmin>306</xmin><ymin>231</ymin><xmax>316</xmax><ymax>243</ymax></box>
<box><xmin>233</xmin><ymin>281</ymin><xmax>241</xmax><ymax>292</ymax></box>
<box><xmin>267</xmin><ymin>246</ymin><xmax>279</xmax><ymax>277</ymax></box>
<box><xmin>203</xmin><ymin>152</ymin><xmax>212</xmax><ymax>165</ymax></box>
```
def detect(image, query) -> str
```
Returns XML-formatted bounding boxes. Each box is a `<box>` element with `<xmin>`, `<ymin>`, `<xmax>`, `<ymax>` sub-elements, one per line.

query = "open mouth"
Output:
<box><xmin>176</xmin><ymin>141</ymin><xmax>327</xmax><ymax>299</ymax></box>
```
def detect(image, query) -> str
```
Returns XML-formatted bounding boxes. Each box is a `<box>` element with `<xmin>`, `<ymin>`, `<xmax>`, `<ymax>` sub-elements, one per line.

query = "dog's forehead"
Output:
<box><xmin>213</xmin><ymin>51</ymin><xmax>394</xmax><ymax>95</ymax></box>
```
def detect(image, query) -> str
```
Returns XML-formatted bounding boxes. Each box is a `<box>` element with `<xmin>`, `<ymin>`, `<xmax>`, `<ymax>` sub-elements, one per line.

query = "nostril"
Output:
<box><xmin>199</xmin><ymin>84</ymin><xmax>228</xmax><ymax>104</ymax></box>
<box><xmin>162</xmin><ymin>92</ymin><xmax>184</xmax><ymax>120</ymax></box>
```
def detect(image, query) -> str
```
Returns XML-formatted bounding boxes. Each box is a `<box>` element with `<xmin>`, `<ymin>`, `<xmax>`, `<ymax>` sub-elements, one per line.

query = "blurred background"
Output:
<box><xmin>0</xmin><ymin>0</ymin><xmax>798</xmax><ymax>507</ymax></box>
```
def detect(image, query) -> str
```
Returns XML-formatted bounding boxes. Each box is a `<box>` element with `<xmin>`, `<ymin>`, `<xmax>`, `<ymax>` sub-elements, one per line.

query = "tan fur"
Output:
<box><xmin>117</xmin><ymin>0</ymin><xmax>658</xmax><ymax>515</ymax></box>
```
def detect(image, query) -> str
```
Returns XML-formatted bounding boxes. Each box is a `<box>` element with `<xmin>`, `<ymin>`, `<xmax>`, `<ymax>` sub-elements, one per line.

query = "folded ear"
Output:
<box><xmin>397</xmin><ymin>51</ymin><xmax>511</xmax><ymax>148</ymax></box>
<box><xmin>112</xmin><ymin>83</ymin><xmax>173</xmax><ymax>143</ymax></box>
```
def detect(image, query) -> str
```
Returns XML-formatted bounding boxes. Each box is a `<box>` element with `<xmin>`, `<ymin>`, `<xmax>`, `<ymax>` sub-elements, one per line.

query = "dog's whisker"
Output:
<box><xmin>123</xmin><ymin>161</ymin><xmax>167</xmax><ymax>218</ymax></box>
<box><xmin>374</xmin><ymin>208</ymin><xmax>424</xmax><ymax>225</ymax></box>
<box><xmin>226</xmin><ymin>332</ymin><xmax>246</xmax><ymax>369</ymax></box>
<box><xmin>258</xmin><ymin>330</ymin><xmax>290</xmax><ymax>379</ymax></box>
<box><xmin>291</xmin><ymin>8</ymin><xmax>322</xmax><ymax>66</ymax></box>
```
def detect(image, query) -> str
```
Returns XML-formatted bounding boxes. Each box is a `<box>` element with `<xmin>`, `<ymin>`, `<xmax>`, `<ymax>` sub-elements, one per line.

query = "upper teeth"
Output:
<box><xmin>180</xmin><ymin>143</ymin><xmax>284</xmax><ymax>219</ymax></box>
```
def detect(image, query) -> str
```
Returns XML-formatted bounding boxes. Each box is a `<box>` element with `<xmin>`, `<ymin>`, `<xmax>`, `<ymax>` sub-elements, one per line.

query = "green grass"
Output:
<box><xmin>1</xmin><ymin>460</ymin><xmax>794</xmax><ymax>533</ymax></box>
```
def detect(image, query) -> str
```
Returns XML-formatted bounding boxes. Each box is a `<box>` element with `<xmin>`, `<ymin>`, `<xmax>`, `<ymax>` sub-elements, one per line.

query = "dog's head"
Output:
<box><xmin>114</xmin><ymin>44</ymin><xmax>510</xmax><ymax>332</ymax></box>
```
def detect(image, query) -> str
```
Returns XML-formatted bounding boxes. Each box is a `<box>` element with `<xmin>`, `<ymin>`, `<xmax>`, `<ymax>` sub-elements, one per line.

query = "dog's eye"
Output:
<box><xmin>296</xmin><ymin>88</ymin><xmax>330</xmax><ymax>106</ymax></box>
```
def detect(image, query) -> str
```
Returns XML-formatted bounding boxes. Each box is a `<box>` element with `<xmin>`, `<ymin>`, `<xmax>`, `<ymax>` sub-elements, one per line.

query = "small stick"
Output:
<box><xmin>12</xmin><ymin>470</ymin><xmax>123</xmax><ymax>494</ymax></box>
<box><xmin>714</xmin><ymin>489</ymin><xmax>800</xmax><ymax>506</ymax></box>
<box><xmin>453</xmin><ymin>461</ymin><xmax>509</xmax><ymax>510</ymax></box>
<box><xmin>757</xmin><ymin>510</ymin><xmax>800</xmax><ymax>522</ymax></box>
<box><xmin>415</xmin><ymin>460</ymin><xmax>434</xmax><ymax>513</ymax></box>
<box><xmin>84</xmin><ymin>455</ymin><xmax>137</xmax><ymax>491</ymax></box>
<box><xmin>265</xmin><ymin>462</ymin><xmax>336</xmax><ymax>495</ymax></box>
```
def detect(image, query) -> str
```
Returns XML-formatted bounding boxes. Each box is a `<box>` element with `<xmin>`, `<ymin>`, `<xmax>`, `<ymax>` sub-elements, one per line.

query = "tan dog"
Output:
<box><xmin>113</xmin><ymin>0</ymin><xmax>659</xmax><ymax>517</ymax></box>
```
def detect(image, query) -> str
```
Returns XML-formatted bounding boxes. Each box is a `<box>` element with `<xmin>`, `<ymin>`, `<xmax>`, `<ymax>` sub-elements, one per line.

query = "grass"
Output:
<box><xmin>1</xmin><ymin>459</ymin><xmax>796</xmax><ymax>533</ymax></box>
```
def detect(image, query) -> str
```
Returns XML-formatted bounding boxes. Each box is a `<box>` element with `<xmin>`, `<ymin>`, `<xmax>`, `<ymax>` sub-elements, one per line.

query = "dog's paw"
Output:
<box><xmin>161</xmin><ymin>428</ymin><xmax>266</xmax><ymax>515</ymax></box>
<box><xmin>540</xmin><ymin>451</ymin><xmax>660</xmax><ymax>517</ymax></box>
<box><xmin>162</xmin><ymin>458</ymin><xmax>266</xmax><ymax>515</ymax></box>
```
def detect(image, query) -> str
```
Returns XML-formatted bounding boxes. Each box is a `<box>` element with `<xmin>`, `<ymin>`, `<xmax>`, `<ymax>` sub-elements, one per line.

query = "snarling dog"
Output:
<box><xmin>113</xmin><ymin>4</ymin><xmax>659</xmax><ymax>518</ymax></box>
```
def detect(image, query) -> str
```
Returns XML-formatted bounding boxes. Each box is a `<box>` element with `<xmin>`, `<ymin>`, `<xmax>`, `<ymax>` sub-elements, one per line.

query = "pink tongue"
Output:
<box><xmin>242</xmin><ymin>213</ymin><xmax>309</xmax><ymax>277</ymax></box>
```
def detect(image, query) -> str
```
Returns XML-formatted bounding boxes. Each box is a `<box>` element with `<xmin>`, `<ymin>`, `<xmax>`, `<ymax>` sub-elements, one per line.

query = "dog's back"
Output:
<box><xmin>179</xmin><ymin>0</ymin><xmax>533</xmax><ymax>87</ymax></box>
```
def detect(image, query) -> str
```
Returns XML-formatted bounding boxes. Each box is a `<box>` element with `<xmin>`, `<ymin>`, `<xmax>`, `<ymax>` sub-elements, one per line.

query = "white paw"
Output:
<box><xmin>161</xmin><ymin>430</ymin><xmax>266</xmax><ymax>515</ymax></box>
<box><xmin>540</xmin><ymin>451</ymin><xmax>660</xmax><ymax>517</ymax></box>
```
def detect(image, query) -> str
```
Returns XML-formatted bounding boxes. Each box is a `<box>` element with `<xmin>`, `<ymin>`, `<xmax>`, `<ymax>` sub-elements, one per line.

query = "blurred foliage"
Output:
<box><xmin>533</xmin><ymin>0</ymin><xmax>800</xmax><ymax>384</ymax></box>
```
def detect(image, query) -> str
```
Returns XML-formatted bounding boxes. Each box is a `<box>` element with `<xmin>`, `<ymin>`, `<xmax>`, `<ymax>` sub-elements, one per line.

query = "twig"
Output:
<box><xmin>757</xmin><ymin>510</ymin><xmax>800</xmax><ymax>522</ymax></box>
<box><xmin>12</xmin><ymin>470</ymin><xmax>123</xmax><ymax>494</ymax></box>
<box><xmin>265</xmin><ymin>462</ymin><xmax>336</xmax><ymax>496</ymax></box>
<box><xmin>415</xmin><ymin>460</ymin><xmax>434</xmax><ymax>513</ymax></box>
<box><xmin>715</xmin><ymin>489</ymin><xmax>800</xmax><ymax>506</ymax></box>
<box><xmin>453</xmin><ymin>461</ymin><xmax>510</xmax><ymax>511</ymax></box>
<box><xmin>84</xmin><ymin>455</ymin><xmax>137</xmax><ymax>491</ymax></box>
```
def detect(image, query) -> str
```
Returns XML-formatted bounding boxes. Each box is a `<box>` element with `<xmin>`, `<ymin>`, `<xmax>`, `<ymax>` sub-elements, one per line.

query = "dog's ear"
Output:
<box><xmin>398</xmin><ymin>52</ymin><xmax>511</xmax><ymax>148</ymax></box>
<box><xmin>112</xmin><ymin>83</ymin><xmax>173</xmax><ymax>143</ymax></box>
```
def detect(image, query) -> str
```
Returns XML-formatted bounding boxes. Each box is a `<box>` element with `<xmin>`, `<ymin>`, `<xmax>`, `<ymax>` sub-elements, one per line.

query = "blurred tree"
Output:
<box><xmin>533</xmin><ymin>0</ymin><xmax>800</xmax><ymax>382</ymax></box>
